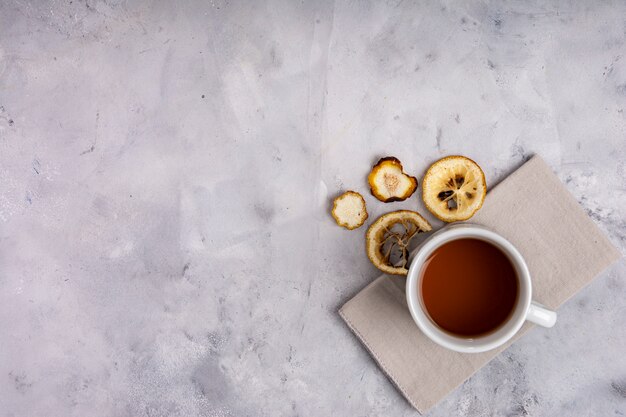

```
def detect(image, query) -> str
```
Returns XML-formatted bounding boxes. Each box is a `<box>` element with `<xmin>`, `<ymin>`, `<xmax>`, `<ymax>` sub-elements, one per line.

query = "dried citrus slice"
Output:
<box><xmin>368</xmin><ymin>157</ymin><xmax>417</xmax><ymax>202</ymax></box>
<box><xmin>366</xmin><ymin>210</ymin><xmax>432</xmax><ymax>275</ymax></box>
<box><xmin>422</xmin><ymin>156</ymin><xmax>486</xmax><ymax>222</ymax></box>
<box><xmin>331</xmin><ymin>191</ymin><xmax>368</xmax><ymax>230</ymax></box>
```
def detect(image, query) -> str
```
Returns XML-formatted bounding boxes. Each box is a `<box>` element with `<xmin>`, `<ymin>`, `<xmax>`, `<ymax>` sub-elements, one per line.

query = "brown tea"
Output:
<box><xmin>420</xmin><ymin>238</ymin><xmax>518</xmax><ymax>337</ymax></box>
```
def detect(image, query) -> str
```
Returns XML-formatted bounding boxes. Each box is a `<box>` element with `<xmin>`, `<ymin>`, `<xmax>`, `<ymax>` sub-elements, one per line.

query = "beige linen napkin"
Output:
<box><xmin>339</xmin><ymin>156</ymin><xmax>621</xmax><ymax>413</ymax></box>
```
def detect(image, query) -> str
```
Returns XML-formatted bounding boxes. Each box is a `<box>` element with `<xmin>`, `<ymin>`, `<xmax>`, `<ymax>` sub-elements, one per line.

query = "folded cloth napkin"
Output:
<box><xmin>339</xmin><ymin>155</ymin><xmax>620</xmax><ymax>413</ymax></box>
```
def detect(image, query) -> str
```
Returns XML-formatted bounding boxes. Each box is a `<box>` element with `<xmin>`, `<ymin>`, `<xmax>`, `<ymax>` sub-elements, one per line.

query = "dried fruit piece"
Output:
<box><xmin>331</xmin><ymin>191</ymin><xmax>368</xmax><ymax>230</ymax></box>
<box><xmin>422</xmin><ymin>155</ymin><xmax>486</xmax><ymax>222</ymax></box>
<box><xmin>366</xmin><ymin>210</ymin><xmax>432</xmax><ymax>275</ymax></box>
<box><xmin>368</xmin><ymin>157</ymin><xmax>418</xmax><ymax>202</ymax></box>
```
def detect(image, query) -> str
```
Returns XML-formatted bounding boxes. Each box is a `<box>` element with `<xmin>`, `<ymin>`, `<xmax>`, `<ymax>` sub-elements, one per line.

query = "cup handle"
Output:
<box><xmin>526</xmin><ymin>301</ymin><xmax>557</xmax><ymax>328</ymax></box>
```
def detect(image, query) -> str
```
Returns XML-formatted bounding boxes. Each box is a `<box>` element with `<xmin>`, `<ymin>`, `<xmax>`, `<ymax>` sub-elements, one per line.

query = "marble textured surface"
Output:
<box><xmin>0</xmin><ymin>1</ymin><xmax>625</xmax><ymax>416</ymax></box>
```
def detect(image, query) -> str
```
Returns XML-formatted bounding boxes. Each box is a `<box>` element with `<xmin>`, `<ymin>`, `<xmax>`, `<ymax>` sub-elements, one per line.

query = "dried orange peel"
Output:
<box><xmin>366</xmin><ymin>210</ymin><xmax>432</xmax><ymax>275</ymax></box>
<box><xmin>422</xmin><ymin>156</ymin><xmax>486</xmax><ymax>222</ymax></box>
<box><xmin>331</xmin><ymin>191</ymin><xmax>368</xmax><ymax>230</ymax></box>
<box><xmin>367</xmin><ymin>157</ymin><xmax>417</xmax><ymax>202</ymax></box>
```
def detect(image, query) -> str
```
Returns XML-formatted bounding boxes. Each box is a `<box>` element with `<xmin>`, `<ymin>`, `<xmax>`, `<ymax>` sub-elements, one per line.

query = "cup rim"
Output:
<box><xmin>405</xmin><ymin>224</ymin><xmax>532</xmax><ymax>353</ymax></box>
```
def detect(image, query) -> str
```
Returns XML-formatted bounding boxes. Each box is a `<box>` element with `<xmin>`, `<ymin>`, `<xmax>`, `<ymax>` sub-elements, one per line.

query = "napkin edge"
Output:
<box><xmin>338</xmin><ymin>305</ymin><xmax>423</xmax><ymax>412</ymax></box>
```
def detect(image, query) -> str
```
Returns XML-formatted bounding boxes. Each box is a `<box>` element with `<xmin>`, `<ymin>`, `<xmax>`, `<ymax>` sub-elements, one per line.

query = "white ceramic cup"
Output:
<box><xmin>405</xmin><ymin>224</ymin><xmax>557</xmax><ymax>353</ymax></box>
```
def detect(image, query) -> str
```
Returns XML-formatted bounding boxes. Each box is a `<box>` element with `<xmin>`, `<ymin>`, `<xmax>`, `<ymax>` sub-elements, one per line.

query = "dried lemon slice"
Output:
<box><xmin>331</xmin><ymin>191</ymin><xmax>368</xmax><ymax>230</ymax></box>
<box><xmin>422</xmin><ymin>156</ymin><xmax>486</xmax><ymax>222</ymax></box>
<box><xmin>368</xmin><ymin>157</ymin><xmax>418</xmax><ymax>202</ymax></box>
<box><xmin>366</xmin><ymin>210</ymin><xmax>432</xmax><ymax>275</ymax></box>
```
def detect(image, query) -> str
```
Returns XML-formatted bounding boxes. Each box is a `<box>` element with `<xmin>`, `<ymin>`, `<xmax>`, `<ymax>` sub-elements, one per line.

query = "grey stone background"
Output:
<box><xmin>0</xmin><ymin>1</ymin><xmax>624</xmax><ymax>416</ymax></box>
